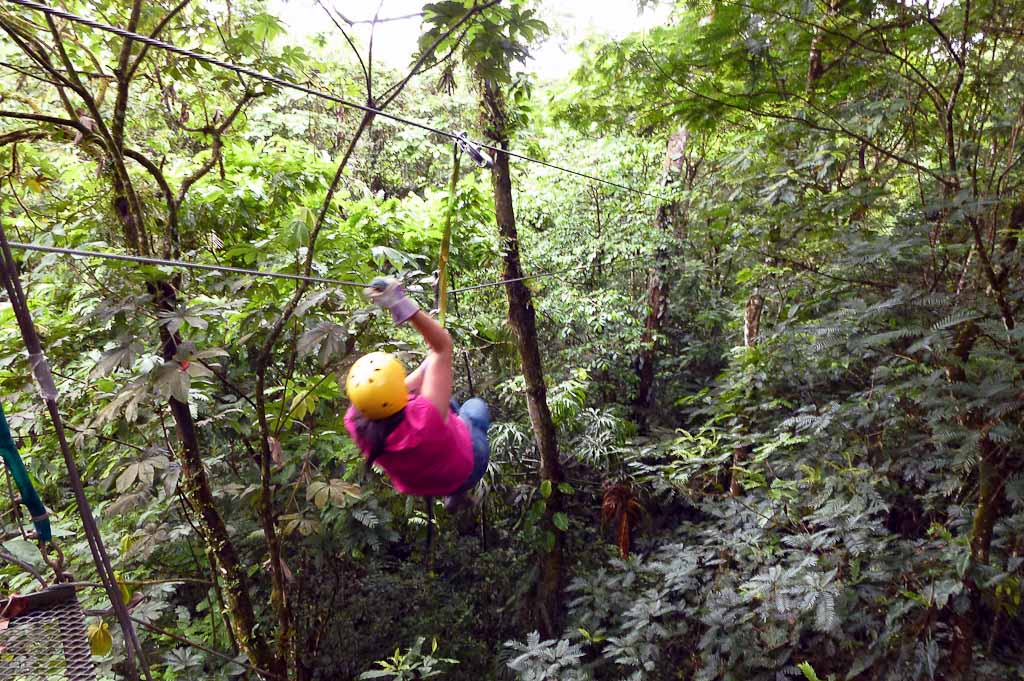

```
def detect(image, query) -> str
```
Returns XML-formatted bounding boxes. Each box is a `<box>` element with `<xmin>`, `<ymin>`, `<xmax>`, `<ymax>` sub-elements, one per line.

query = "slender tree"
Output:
<box><xmin>633</xmin><ymin>128</ymin><xmax>688</xmax><ymax>431</ymax></box>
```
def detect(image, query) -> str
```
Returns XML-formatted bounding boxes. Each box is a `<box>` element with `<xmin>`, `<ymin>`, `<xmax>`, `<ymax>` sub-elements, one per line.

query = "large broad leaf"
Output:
<box><xmin>295</xmin><ymin>290</ymin><xmax>329</xmax><ymax>317</ymax></box>
<box><xmin>297</xmin><ymin>322</ymin><xmax>348</xmax><ymax>367</ymax></box>
<box><xmin>307</xmin><ymin>479</ymin><xmax>362</xmax><ymax>510</ymax></box>
<box><xmin>151</xmin><ymin>361</ymin><xmax>191</xmax><ymax>403</ymax></box>
<box><xmin>157</xmin><ymin>305</ymin><xmax>210</xmax><ymax>335</ymax></box>
<box><xmin>94</xmin><ymin>383</ymin><xmax>146</xmax><ymax>427</ymax></box>
<box><xmin>163</xmin><ymin>462</ymin><xmax>182</xmax><ymax>498</ymax></box>
<box><xmin>185</xmin><ymin>362</ymin><xmax>215</xmax><ymax>379</ymax></box>
<box><xmin>116</xmin><ymin>460</ymin><xmax>156</xmax><ymax>493</ymax></box>
<box><xmin>91</xmin><ymin>339</ymin><xmax>143</xmax><ymax>379</ymax></box>
<box><xmin>281</xmin><ymin>513</ymin><xmax>321</xmax><ymax>537</ymax></box>
<box><xmin>2</xmin><ymin>538</ymin><xmax>42</xmax><ymax>567</ymax></box>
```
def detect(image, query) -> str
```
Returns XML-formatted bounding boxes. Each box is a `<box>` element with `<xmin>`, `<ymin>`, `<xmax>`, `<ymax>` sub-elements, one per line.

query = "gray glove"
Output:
<box><xmin>365</xmin><ymin>277</ymin><xmax>419</xmax><ymax>325</ymax></box>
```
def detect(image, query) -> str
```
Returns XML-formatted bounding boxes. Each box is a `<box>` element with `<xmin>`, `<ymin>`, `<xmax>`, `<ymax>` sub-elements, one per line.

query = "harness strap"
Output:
<box><xmin>0</xmin><ymin>403</ymin><xmax>52</xmax><ymax>543</ymax></box>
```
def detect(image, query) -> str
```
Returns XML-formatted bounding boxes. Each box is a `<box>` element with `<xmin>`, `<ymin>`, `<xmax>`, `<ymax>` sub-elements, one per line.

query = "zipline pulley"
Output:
<box><xmin>455</xmin><ymin>131</ymin><xmax>494</xmax><ymax>169</ymax></box>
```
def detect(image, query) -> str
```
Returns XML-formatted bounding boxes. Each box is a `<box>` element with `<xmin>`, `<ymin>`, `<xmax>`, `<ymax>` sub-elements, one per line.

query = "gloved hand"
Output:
<box><xmin>365</xmin><ymin>277</ymin><xmax>419</xmax><ymax>325</ymax></box>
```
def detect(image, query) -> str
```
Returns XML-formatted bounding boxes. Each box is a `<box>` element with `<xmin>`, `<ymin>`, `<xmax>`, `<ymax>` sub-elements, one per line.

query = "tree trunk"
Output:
<box><xmin>729</xmin><ymin>292</ymin><xmax>764</xmax><ymax>496</ymax></box>
<box><xmin>105</xmin><ymin>32</ymin><xmax>280</xmax><ymax>669</ymax></box>
<box><xmin>633</xmin><ymin>129</ymin><xmax>688</xmax><ymax>432</ymax></box>
<box><xmin>152</xmin><ymin>281</ymin><xmax>282</xmax><ymax>675</ymax></box>
<box><xmin>942</xmin><ymin>319</ymin><xmax>1009</xmax><ymax>675</ymax></box>
<box><xmin>806</xmin><ymin>0</ymin><xmax>839</xmax><ymax>88</ymax></box>
<box><xmin>480</xmin><ymin>78</ymin><xmax>564</xmax><ymax>638</ymax></box>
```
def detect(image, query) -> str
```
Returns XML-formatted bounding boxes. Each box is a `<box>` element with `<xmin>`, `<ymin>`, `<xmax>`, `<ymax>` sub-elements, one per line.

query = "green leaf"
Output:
<box><xmin>307</xmin><ymin>479</ymin><xmax>362</xmax><ymax>510</ymax></box>
<box><xmin>2</xmin><ymin>538</ymin><xmax>41</xmax><ymax>566</ymax></box>
<box><xmin>158</xmin><ymin>305</ymin><xmax>209</xmax><ymax>334</ymax></box>
<box><xmin>798</xmin><ymin>661</ymin><xmax>822</xmax><ymax>681</ymax></box>
<box><xmin>553</xmin><ymin>512</ymin><xmax>569</xmax><ymax>532</ymax></box>
<box><xmin>163</xmin><ymin>462</ymin><xmax>181</xmax><ymax>498</ymax></box>
<box><xmin>297</xmin><ymin>322</ymin><xmax>347</xmax><ymax>367</ymax></box>
<box><xmin>116</xmin><ymin>463</ymin><xmax>139</xmax><ymax>493</ymax></box>
<box><xmin>540</xmin><ymin>479</ymin><xmax>552</xmax><ymax>498</ymax></box>
<box><xmin>192</xmin><ymin>347</ymin><xmax>229</xmax><ymax>360</ymax></box>
<box><xmin>186</xmin><ymin>362</ymin><xmax>214</xmax><ymax>379</ymax></box>
<box><xmin>151</xmin><ymin>361</ymin><xmax>191</xmax><ymax>403</ymax></box>
<box><xmin>138</xmin><ymin>460</ymin><xmax>155</xmax><ymax>486</ymax></box>
<box><xmin>91</xmin><ymin>340</ymin><xmax>142</xmax><ymax>379</ymax></box>
<box><xmin>295</xmin><ymin>290</ymin><xmax>329</xmax><ymax>317</ymax></box>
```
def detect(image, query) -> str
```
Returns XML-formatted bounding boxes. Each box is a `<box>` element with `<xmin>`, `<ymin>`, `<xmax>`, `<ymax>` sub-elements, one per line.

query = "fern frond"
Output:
<box><xmin>932</xmin><ymin>310</ymin><xmax>981</xmax><ymax>330</ymax></box>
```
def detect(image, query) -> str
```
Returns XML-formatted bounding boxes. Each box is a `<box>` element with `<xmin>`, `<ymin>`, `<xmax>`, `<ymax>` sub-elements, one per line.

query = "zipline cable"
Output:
<box><xmin>4</xmin><ymin>0</ymin><xmax>673</xmax><ymax>204</ymax></box>
<box><xmin>9</xmin><ymin>241</ymin><xmax>650</xmax><ymax>298</ymax></box>
<box><xmin>450</xmin><ymin>258</ymin><xmax>652</xmax><ymax>294</ymax></box>
<box><xmin>7</xmin><ymin>241</ymin><xmax>371</xmax><ymax>288</ymax></box>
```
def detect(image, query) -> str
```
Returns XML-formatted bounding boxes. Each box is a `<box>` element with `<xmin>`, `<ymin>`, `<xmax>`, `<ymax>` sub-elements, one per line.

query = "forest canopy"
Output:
<box><xmin>1</xmin><ymin>0</ymin><xmax>1023</xmax><ymax>679</ymax></box>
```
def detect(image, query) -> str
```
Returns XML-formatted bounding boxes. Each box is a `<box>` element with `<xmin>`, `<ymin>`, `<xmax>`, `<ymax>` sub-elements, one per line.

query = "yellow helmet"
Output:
<box><xmin>346</xmin><ymin>352</ymin><xmax>408</xmax><ymax>420</ymax></box>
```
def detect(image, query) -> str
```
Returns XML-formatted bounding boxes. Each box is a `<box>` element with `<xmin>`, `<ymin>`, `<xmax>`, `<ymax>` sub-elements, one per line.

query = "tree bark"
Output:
<box><xmin>945</xmin><ymin>207</ymin><xmax>1024</xmax><ymax>674</ymax></box>
<box><xmin>152</xmin><ymin>283</ymin><xmax>283</xmax><ymax>675</ymax></box>
<box><xmin>480</xmin><ymin>78</ymin><xmax>564</xmax><ymax>638</ymax></box>
<box><xmin>632</xmin><ymin>221</ymin><xmax>670</xmax><ymax>433</ymax></box>
<box><xmin>729</xmin><ymin>292</ymin><xmax>764</xmax><ymax>497</ymax></box>
<box><xmin>633</xmin><ymin>129</ymin><xmax>688</xmax><ymax>432</ymax></box>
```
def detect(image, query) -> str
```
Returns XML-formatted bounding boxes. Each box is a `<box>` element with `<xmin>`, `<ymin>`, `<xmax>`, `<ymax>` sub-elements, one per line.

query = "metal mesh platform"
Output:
<box><xmin>0</xmin><ymin>585</ymin><xmax>96</xmax><ymax>681</ymax></box>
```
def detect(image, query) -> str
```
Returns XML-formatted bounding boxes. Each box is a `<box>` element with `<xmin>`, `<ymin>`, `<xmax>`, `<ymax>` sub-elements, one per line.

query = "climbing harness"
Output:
<box><xmin>0</xmin><ymin>406</ymin><xmax>94</xmax><ymax>681</ymax></box>
<box><xmin>0</xmin><ymin>405</ymin><xmax>51</xmax><ymax>544</ymax></box>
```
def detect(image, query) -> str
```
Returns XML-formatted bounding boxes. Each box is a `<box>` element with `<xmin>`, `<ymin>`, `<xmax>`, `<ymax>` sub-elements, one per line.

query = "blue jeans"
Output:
<box><xmin>450</xmin><ymin>398</ymin><xmax>490</xmax><ymax>495</ymax></box>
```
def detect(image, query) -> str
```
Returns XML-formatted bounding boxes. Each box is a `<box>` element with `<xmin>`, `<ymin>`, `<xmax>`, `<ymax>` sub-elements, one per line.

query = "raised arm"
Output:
<box><xmin>407</xmin><ymin>311</ymin><xmax>453</xmax><ymax>421</ymax></box>
<box><xmin>366</xmin><ymin>279</ymin><xmax>453</xmax><ymax>420</ymax></box>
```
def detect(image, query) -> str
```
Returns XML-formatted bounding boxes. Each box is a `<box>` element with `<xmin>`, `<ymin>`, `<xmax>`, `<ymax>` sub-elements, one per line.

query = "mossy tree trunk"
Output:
<box><xmin>480</xmin><ymin>77</ymin><xmax>565</xmax><ymax>638</ymax></box>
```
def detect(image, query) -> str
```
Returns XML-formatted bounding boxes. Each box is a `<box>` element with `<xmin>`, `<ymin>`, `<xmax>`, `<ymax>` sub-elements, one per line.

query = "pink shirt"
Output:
<box><xmin>344</xmin><ymin>394</ymin><xmax>474</xmax><ymax>497</ymax></box>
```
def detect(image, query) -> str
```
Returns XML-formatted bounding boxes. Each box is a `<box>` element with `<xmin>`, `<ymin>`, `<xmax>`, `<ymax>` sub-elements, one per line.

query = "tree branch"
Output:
<box><xmin>112</xmin><ymin>0</ymin><xmax>144</xmax><ymax>146</ymax></box>
<box><xmin>0</xmin><ymin>109</ymin><xmax>88</xmax><ymax>135</ymax></box>
<box><xmin>0</xmin><ymin>547</ymin><xmax>48</xmax><ymax>588</ymax></box>
<box><xmin>315</xmin><ymin>0</ymin><xmax>370</xmax><ymax>94</ymax></box>
<box><xmin>638</xmin><ymin>41</ymin><xmax>948</xmax><ymax>186</ymax></box>
<box><xmin>123</xmin><ymin>147</ymin><xmax>177</xmax><ymax>250</ymax></box>
<box><xmin>967</xmin><ymin>215</ymin><xmax>1015</xmax><ymax>331</ymax></box>
<box><xmin>176</xmin><ymin>91</ymin><xmax>257</xmax><ymax>204</ymax></box>
<box><xmin>0</xmin><ymin>18</ymin><xmax>80</xmax><ymax>117</ymax></box>
<box><xmin>126</xmin><ymin>0</ymin><xmax>192</xmax><ymax>81</ymax></box>
<box><xmin>379</xmin><ymin>0</ymin><xmax>502</xmax><ymax>108</ymax></box>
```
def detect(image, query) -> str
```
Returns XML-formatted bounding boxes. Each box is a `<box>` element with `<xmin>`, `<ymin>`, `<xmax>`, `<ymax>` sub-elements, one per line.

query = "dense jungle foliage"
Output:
<box><xmin>1</xmin><ymin>0</ymin><xmax>1023</xmax><ymax>679</ymax></box>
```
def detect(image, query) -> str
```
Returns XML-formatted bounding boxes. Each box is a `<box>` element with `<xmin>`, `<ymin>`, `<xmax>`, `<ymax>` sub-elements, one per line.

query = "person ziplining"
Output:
<box><xmin>344</xmin><ymin>278</ymin><xmax>491</xmax><ymax>513</ymax></box>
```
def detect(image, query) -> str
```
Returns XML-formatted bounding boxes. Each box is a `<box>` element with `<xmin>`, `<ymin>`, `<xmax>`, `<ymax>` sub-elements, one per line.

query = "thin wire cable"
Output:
<box><xmin>450</xmin><ymin>258</ymin><xmax>651</xmax><ymax>294</ymax></box>
<box><xmin>8</xmin><ymin>242</ymin><xmax>649</xmax><ymax>297</ymax></box>
<box><xmin>8</xmin><ymin>242</ymin><xmax>370</xmax><ymax>288</ymax></box>
<box><xmin>4</xmin><ymin>0</ymin><xmax>672</xmax><ymax>204</ymax></box>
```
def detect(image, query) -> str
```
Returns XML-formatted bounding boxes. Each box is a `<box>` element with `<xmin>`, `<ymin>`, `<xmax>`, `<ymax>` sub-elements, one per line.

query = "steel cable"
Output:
<box><xmin>9</xmin><ymin>242</ymin><xmax>650</xmax><ymax>296</ymax></box>
<box><xmin>8</xmin><ymin>242</ymin><xmax>370</xmax><ymax>288</ymax></box>
<box><xmin>3</xmin><ymin>0</ymin><xmax>672</xmax><ymax>203</ymax></box>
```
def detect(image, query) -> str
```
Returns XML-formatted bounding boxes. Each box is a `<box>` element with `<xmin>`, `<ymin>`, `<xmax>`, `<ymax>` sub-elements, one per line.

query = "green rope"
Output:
<box><xmin>0</xmin><ymin>403</ymin><xmax>51</xmax><ymax>542</ymax></box>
